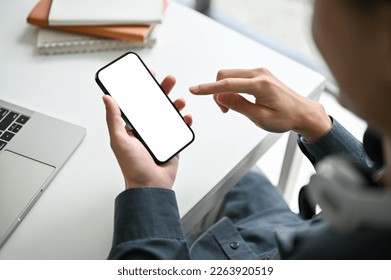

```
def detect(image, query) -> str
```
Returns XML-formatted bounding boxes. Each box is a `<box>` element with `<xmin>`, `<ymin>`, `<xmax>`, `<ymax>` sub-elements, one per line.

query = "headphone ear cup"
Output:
<box><xmin>303</xmin><ymin>154</ymin><xmax>391</xmax><ymax>231</ymax></box>
<box><xmin>299</xmin><ymin>155</ymin><xmax>377</xmax><ymax>221</ymax></box>
<box><xmin>307</xmin><ymin>155</ymin><xmax>377</xmax><ymax>230</ymax></box>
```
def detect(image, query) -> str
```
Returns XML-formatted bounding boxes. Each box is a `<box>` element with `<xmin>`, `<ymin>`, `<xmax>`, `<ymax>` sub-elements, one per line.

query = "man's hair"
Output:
<box><xmin>348</xmin><ymin>0</ymin><xmax>391</xmax><ymax>14</ymax></box>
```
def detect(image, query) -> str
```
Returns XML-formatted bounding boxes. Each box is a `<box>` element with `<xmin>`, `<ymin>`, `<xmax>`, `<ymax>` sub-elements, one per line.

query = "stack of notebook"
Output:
<box><xmin>27</xmin><ymin>0</ymin><xmax>166</xmax><ymax>54</ymax></box>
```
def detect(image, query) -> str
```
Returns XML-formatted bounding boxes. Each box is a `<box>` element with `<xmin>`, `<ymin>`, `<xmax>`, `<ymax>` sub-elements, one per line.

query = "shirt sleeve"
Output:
<box><xmin>297</xmin><ymin>117</ymin><xmax>375</xmax><ymax>171</ymax></box>
<box><xmin>108</xmin><ymin>187</ymin><xmax>191</xmax><ymax>260</ymax></box>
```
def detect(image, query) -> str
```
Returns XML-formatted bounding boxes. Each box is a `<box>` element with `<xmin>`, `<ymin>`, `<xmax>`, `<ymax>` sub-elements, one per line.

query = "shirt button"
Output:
<box><xmin>230</xmin><ymin>242</ymin><xmax>239</xmax><ymax>250</ymax></box>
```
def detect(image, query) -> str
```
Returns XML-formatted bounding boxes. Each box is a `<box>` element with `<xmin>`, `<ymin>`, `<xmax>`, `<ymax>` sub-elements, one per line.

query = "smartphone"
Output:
<box><xmin>95</xmin><ymin>52</ymin><xmax>194</xmax><ymax>164</ymax></box>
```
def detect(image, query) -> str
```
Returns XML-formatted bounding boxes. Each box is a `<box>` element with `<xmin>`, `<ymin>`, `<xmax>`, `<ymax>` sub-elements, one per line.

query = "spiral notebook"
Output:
<box><xmin>36</xmin><ymin>28</ymin><xmax>157</xmax><ymax>55</ymax></box>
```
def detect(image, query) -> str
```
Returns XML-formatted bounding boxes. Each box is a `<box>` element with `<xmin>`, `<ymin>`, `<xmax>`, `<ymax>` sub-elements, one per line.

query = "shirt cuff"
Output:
<box><xmin>297</xmin><ymin>117</ymin><xmax>369</xmax><ymax>167</ymax></box>
<box><xmin>112</xmin><ymin>187</ymin><xmax>184</xmax><ymax>247</ymax></box>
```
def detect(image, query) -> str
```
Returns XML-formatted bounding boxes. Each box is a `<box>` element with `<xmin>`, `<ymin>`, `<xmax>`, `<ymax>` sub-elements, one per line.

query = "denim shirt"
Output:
<box><xmin>108</xmin><ymin>118</ymin><xmax>391</xmax><ymax>260</ymax></box>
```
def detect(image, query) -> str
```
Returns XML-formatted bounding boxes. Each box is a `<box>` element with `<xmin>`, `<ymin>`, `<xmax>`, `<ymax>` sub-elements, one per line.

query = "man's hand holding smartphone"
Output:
<box><xmin>103</xmin><ymin>75</ymin><xmax>192</xmax><ymax>190</ymax></box>
<box><xmin>96</xmin><ymin>52</ymin><xmax>194</xmax><ymax>189</ymax></box>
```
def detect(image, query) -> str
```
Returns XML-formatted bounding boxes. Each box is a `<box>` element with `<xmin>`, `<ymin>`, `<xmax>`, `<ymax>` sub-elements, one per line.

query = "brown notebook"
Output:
<box><xmin>27</xmin><ymin>0</ymin><xmax>155</xmax><ymax>42</ymax></box>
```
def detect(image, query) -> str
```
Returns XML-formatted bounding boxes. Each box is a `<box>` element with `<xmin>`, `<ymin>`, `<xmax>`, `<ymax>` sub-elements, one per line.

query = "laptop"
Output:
<box><xmin>0</xmin><ymin>99</ymin><xmax>86</xmax><ymax>248</ymax></box>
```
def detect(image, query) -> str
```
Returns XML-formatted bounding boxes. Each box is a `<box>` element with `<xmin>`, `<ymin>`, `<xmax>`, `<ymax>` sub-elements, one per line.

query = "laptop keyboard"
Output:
<box><xmin>0</xmin><ymin>107</ymin><xmax>30</xmax><ymax>151</ymax></box>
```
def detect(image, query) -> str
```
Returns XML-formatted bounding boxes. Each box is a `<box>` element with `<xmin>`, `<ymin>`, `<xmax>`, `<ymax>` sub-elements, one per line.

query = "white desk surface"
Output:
<box><xmin>0</xmin><ymin>1</ymin><xmax>324</xmax><ymax>259</ymax></box>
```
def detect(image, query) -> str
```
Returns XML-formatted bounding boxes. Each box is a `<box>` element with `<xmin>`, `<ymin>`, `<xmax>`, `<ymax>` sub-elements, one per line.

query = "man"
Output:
<box><xmin>103</xmin><ymin>0</ymin><xmax>391</xmax><ymax>259</ymax></box>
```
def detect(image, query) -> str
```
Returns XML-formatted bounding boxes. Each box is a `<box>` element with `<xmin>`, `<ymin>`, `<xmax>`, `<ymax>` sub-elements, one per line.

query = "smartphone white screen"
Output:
<box><xmin>96</xmin><ymin>52</ymin><xmax>194</xmax><ymax>164</ymax></box>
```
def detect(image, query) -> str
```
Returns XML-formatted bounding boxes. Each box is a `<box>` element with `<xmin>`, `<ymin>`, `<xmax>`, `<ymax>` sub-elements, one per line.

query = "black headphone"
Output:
<box><xmin>298</xmin><ymin>128</ymin><xmax>391</xmax><ymax>231</ymax></box>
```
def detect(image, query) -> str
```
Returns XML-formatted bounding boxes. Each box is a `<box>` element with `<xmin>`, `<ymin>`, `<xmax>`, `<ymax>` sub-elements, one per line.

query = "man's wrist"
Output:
<box><xmin>295</xmin><ymin>100</ymin><xmax>332</xmax><ymax>142</ymax></box>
